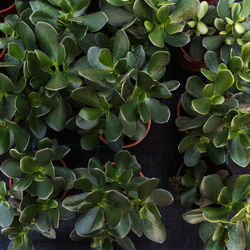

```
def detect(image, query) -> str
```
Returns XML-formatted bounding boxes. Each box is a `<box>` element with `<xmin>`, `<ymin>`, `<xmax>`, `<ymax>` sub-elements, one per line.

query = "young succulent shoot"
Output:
<box><xmin>62</xmin><ymin>150</ymin><xmax>174</xmax><ymax>249</ymax></box>
<box><xmin>134</xmin><ymin>0</ymin><xmax>200</xmax><ymax>48</ymax></box>
<box><xmin>187</xmin><ymin>1</ymin><xmax>210</xmax><ymax>37</ymax></box>
<box><xmin>202</xmin><ymin>0</ymin><xmax>250</xmax><ymax>63</ymax></box>
<box><xmin>185</xmin><ymin>3</ymin><xmax>217</xmax><ymax>60</ymax></box>
<box><xmin>183</xmin><ymin>174</ymin><xmax>250</xmax><ymax>250</ymax></box>
<box><xmin>71</xmin><ymin>29</ymin><xmax>179</xmax><ymax>151</ymax></box>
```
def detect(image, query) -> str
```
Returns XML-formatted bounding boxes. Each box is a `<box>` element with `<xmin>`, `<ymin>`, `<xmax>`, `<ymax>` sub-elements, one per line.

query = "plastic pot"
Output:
<box><xmin>9</xmin><ymin>159</ymin><xmax>69</xmax><ymax>201</ymax></box>
<box><xmin>99</xmin><ymin>119</ymin><xmax>152</xmax><ymax>149</ymax></box>
<box><xmin>177</xmin><ymin>47</ymin><xmax>206</xmax><ymax>73</ymax></box>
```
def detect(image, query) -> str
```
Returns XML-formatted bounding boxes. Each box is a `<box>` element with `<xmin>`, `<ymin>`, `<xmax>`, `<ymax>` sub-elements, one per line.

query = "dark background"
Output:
<box><xmin>0</xmin><ymin>2</ymin><xmax>249</xmax><ymax>249</ymax></box>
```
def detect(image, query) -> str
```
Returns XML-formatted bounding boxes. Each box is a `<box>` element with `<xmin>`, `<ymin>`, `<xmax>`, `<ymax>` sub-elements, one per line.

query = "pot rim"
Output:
<box><xmin>99</xmin><ymin>119</ymin><xmax>152</xmax><ymax>149</ymax></box>
<box><xmin>0</xmin><ymin>2</ymin><xmax>15</xmax><ymax>14</ymax></box>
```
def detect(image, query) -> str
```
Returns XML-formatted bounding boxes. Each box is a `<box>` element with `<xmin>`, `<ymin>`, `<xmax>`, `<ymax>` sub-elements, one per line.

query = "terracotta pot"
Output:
<box><xmin>9</xmin><ymin>159</ymin><xmax>69</xmax><ymax>201</ymax></box>
<box><xmin>0</xmin><ymin>2</ymin><xmax>16</xmax><ymax>19</ymax></box>
<box><xmin>177</xmin><ymin>47</ymin><xmax>206</xmax><ymax>73</ymax></box>
<box><xmin>110</xmin><ymin>162</ymin><xmax>144</xmax><ymax>177</ymax></box>
<box><xmin>99</xmin><ymin>119</ymin><xmax>152</xmax><ymax>149</ymax></box>
<box><xmin>177</xmin><ymin>96</ymin><xmax>190</xmax><ymax>136</ymax></box>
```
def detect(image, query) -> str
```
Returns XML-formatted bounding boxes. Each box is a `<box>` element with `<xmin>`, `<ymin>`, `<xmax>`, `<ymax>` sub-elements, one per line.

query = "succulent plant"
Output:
<box><xmin>0</xmin><ymin>138</ymin><xmax>75</xmax><ymax>250</ymax></box>
<box><xmin>62</xmin><ymin>150</ymin><xmax>173</xmax><ymax>249</ymax></box>
<box><xmin>176</xmin><ymin>43</ymin><xmax>250</xmax><ymax>167</ymax></box>
<box><xmin>203</xmin><ymin>42</ymin><xmax>250</xmax><ymax>108</ymax></box>
<box><xmin>70</xmin><ymin>29</ymin><xmax>179</xmax><ymax>150</ymax></box>
<box><xmin>101</xmin><ymin>0</ymin><xmax>200</xmax><ymax>48</ymax></box>
<box><xmin>202</xmin><ymin>0</ymin><xmax>250</xmax><ymax>63</ymax></box>
<box><xmin>15</xmin><ymin>0</ymin><xmax>108</xmax><ymax>40</ymax></box>
<box><xmin>183</xmin><ymin>174</ymin><xmax>250</xmax><ymax>250</ymax></box>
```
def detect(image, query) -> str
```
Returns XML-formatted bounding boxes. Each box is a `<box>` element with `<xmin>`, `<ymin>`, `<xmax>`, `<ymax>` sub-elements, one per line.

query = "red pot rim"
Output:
<box><xmin>9</xmin><ymin>159</ymin><xmax>69</xmax><ymax>201</ymax></box>
<box><xmin>99</xmin><ymin>119</ymin><xmax>152</xmax><ymax>149</ymax></box>
<box><xmin>0</xmin><ymin>2</ymin><xmax>15</xmax><ymax>14</ymax></box>
<box><xmin>0</xmin><ymin>33</ymin><xmax>8</xmax><ymax>60</ymax></box>
<box><xmin>177</xmin><ymin>47</ymin><xmax>207</xmax><ymax>73</ymax></box>
<box><xmin>179</xmin><ymin>47</ymin><xmax>205</xmax><ymax>64</ymax></box>
<box><xmin>177</xmin><ymin>95</ymin><xmax>190</xmax><ymax>136</ymax></box>
<box><xmin>110</xmin><ymin>162</ymin><xmax>144</xmax><ymax>177</ymax></box>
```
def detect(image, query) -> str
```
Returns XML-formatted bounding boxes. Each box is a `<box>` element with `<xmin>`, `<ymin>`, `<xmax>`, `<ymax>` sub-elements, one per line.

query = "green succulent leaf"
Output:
<box><xmin>1</xmin><ymin>159</ymin><xmax>22</xmax><ymax>178</ymax></box>
<box><xmin>70</xmin><ymin>12</ymin><xmax>108</xmax><ymax>32</ymax></box>
<box><xmin>149</xmin><ymin>26</ymin><xmax>165</xmax><ymax>48</ymax></box>
<box><xmin>19</xmin><ymin>204</ymin><xmax>41</xmax><ymax>224</ymax></box>
<box><xmin>14</xmin><ymin>174</ymin><xmax>34</xmax><ymax>191</ymax></box>
<box><xmin>170</xmin><ymin>0</ymin><xmax>200</xmax><ymax>23</ymax></box>
<box><xmin>80</xmin><ymin>132</ymin><xmax>99</xmax><ymax>151</ymax></box>
<box><xmin>113</xmin><ymin>29</ymin><xmax>130</xmax><ymax>61</ymax></box>
<box><xmin>140</xmin><ymin>206</ymin><xmax>166</xmax><ymax>243</ymax></box>
<box><xmin>230</xmin><ymin>137</ymin><xmax>250</xmax><ymax>167</ymax></box>
<box><xmin>146</xmin><ymin>189</ymin><xmax>173</xmax><ymax>206</ymax></box>
<box><xmin>104</xmin><ymin>205</ymin><xmax>122</xmax><ymax>229</ymax></box>
<box><xmin>35</xmin><ymin>22</ymin><xmax>58</xmax><ymax>61</ymax></box>
<box><xmin>217</xmin><ymin>0</ymin><xmax>230</xmax><ymax>18</ymax></box>
<box><xmin>75</xmin><ymin>207</ymin><xmax>104</xmax><ymax>235</ymax></box>
<box><xmin>147</xmin><ymin>51</ymin><xmax>170</xmax><ymax>79</ymax></box>
<box><xmin>213</xmin><ymin>69</ymin><xmax>234</xmax><ymax>95</ymax></box>
<box><xmin>182</xmin><ymin>209</ymin><xmax>204</xmax><ymax>224</ymax></box>
<box><xmin>0</xmin><ymin>73</ymin><xmax>14</xmax><ymax>93</ymax></box>
<box><xmin>105</xmin><ymin>113</ymin><xmax>122</xmax><ymax>142</ymax></box>
<box><xmin>4</xmin><ymin>120</ymin><xmax>30</xmax><ymax>152</ymax></box>
<box><xmin>120</xmin><ymin>99</ymin><xmax>138</xmax><ymax>123</ymax></box>
<box><xmin>8</xmin><ymin>42</ymin><xmax>24</xmax><ymax>60</ymax></box>
<box><xmin>232</xmin><ymin>175</ymin><xmax>250</xmax><ymax>203</ymax></box>
<box><xmin>18</xmin><ymin>21</ymin><xmax>36</xmax><ymax>51</ymax></box>
<box><xmin>36</xmin><ymin>177</ymin><xmax>54</xmax><ymax>199</ymax></box>
<box><xmin>203</xmin><ymin>207</ymin><xmax>230</xmax><ymax>223</ymax></box>
<box><xmin>79</xmin><ymin>68</ymin><xmax>110</xmax><ymax>82</ymax></box>
<box><xmin>200</xmin><ymin>174</ymin><xmax>223</xmax><ymax>202</ymax></box>
<box><xmin>192</xmin><ymin>98</ymin><xmax>211</xmax><ymax>115</ymax></box>
<box><xmin>178</xmin><ymin>136</ymin><xmax>199</xmax><ymax>153</ymax></box>
<box><xmin>71</xmin><ymin>87</ymin><xmax>101</xmax><ymax>107</ymax></box>
<box><xmin>145</xmin><ymin>98</ymin><xmax>170</xmax><ymax>123</ymax></box>
<box><xmin>0</xmin><ymin>203</ymin><xmax>14</xmax><ymax>228</ymax></box>
<box><xmin>138</xmin><ymin>178</ymin><xmax>160</xmax><ymax>201</ymax></box>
